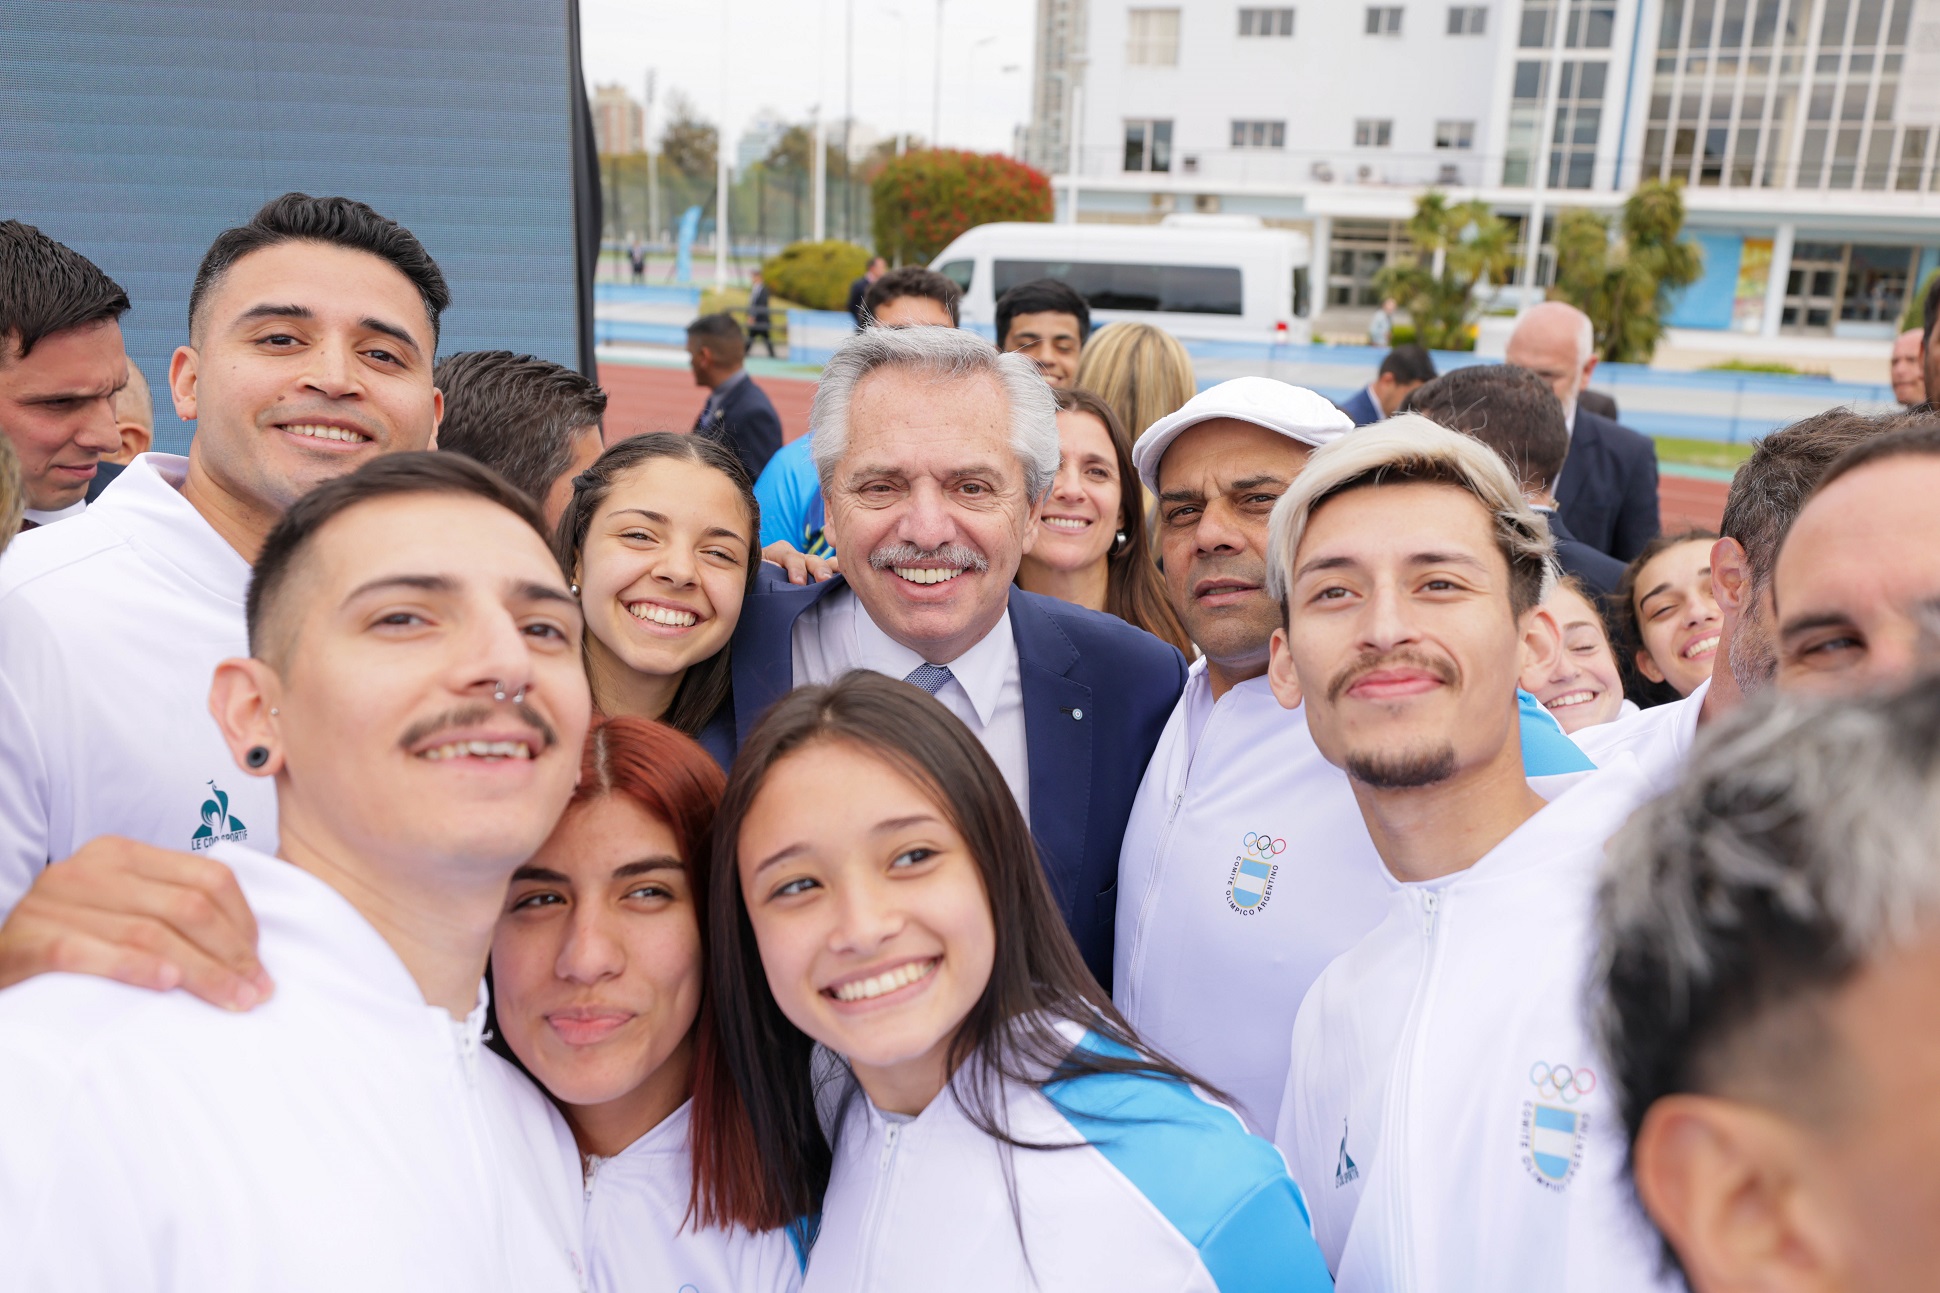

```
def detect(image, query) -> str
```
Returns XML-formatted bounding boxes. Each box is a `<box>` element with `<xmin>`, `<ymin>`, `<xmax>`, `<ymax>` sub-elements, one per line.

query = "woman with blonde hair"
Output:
<box><xmin>1073</xmin><ymin>321</ymin><xmax>1196</xmax><ymax>440</ymax></box>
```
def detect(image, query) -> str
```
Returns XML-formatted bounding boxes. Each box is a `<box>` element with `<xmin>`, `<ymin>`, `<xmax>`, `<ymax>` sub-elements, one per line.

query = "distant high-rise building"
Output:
<box><xmin>592</xmin><ymin>83</ymin><xmax>645</xmax><ymax>155</ymax></box>
<box><xmin>1026</xmin><ymin>0</ymin><xmax>1089</xmax><ymax>173</ymax></box>
<box><xmin>736</xmin><ymin>109</ymin><xmax>789</xmax><ymax>174</ymax></box>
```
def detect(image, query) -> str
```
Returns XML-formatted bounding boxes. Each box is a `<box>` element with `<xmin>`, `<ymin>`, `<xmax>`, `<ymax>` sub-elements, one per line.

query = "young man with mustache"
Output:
<box><xmin>0</xmin><ymin>193</ymin><xmax>446</xmax><ymax>918</ymax></box>
<box><xmin>1264</xmin><ymin>416</ymin><xmax>1669</xmax><ymax>1292</ymax></box>
<box><xmin>1113</xmin><ymin>379</ymin><xmax>1592</xmax><ymax>1137</ymax></box>
<box><xmin>0</xmin><ymin>453</ymin><xmax>587</xmax><ymax>1290</ymax></box>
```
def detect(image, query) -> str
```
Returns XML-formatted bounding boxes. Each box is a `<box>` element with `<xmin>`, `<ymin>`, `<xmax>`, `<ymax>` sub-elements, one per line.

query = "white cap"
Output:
<box><xmin>1130</xmin><ymin>377</ymin><xmax>1354</xmax><ymax>492</ymax></box>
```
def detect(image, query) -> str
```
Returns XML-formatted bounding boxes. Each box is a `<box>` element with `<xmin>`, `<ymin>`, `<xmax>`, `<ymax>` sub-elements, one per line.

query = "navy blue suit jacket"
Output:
<box><xmin>713</xmin><ymin>570</ymin><xmax>1188</xmax><ymax>985</ymax></box>
<box><xmin>84</xmin><ymin>460</ymin><xmax>124</xmax><ymax>504</ymax></box>
<box><xmin>1556</xmin><ymin>408</ymin><xmax>1660</xmax><ymax>563</ymax></box>
<box><xmin>1541</xmin><ymin>507</ymin><xmax>1626</xmax><ymax>598</ymax></box>
<box><xmin>1337</xmin><ymin>387</ymin><xmax>1381</xmax><ymax>427</ymax></box>
<box><xmin>694</xmin><ymin>374</ymin><xmax>785</xmax><ymax>481</ymax></box>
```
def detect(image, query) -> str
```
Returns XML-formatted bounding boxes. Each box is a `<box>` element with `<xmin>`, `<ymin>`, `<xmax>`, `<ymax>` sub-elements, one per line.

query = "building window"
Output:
<box><xmin>1355</xmin><ymin>118</ymin><xmax>1394</xmax><ymax>147</ymax></box>
<box><xmin>1327</xmin><ymin>218</ymin><xmax>1408</xmax><ymax>308</ymax></box>
<box><xmin>1239</xmin><ymin>6</ymin><xmax>1295</xmax><ymax>35</ymax></box>
<box><xmin>1435</xmin><ymin>119</ymin><xmax>1476</xmax><ymax>149</ymax></box>
<box><xmin>1232</xmin><ymin>119</ymin><xmax>1288</xmax><ymax>148</ymax></box>
<box><xmin>1549</xmin><ymin>59</ymin><xmax>1606</xmax><ymax>187</ymax></box>
<box><xmin>1518</xmin><ymin>0</ymin><xmax>1552</xmax><ymax>47</ymax></box>
<box><xmin>1563</xmin><ymin>0</ymin><xmax>1614</xmax><ymax>49</ymax></box>
<box><xmin>1365</xmin><ymin>6</ymin><xmax>1404</xmax><ymax>35</ymax></box>
<box><xmin>1127</xmin><ymin>7</ymin><xmax>1182</xmax><ymax>64</ymax></box>
<box><xmin>1124</xmin><ymin>118</ymin><xmax>1174</xmax><ymax>171</ymax></box>
<box><xmin>1447</xmin><ymin>5</ymin><xmax>1486</xmax><ymax>34</ymax></box>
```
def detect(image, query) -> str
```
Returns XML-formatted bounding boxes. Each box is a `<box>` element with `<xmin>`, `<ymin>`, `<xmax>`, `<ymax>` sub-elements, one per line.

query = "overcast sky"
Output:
<box><xmin>579</xmin><ymin>0</ymin><xmax>1037</xmax><ymax>156</ymax></box>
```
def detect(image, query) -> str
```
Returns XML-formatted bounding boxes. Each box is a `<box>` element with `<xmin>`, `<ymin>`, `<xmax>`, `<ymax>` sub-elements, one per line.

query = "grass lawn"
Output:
<box><xmin>1653</xmin><ymin>437</ymin><xmax>1754</xmax><ymax>472</ymax></box>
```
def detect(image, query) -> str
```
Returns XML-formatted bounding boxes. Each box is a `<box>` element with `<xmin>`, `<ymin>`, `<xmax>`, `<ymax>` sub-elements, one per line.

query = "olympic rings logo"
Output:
<box><xmin>1528</xmin><ymin>1062</ymin><xmax>1597</xmax><ymax>1103</ymax></box>
<box><xmin>1243</xmin><ymin>832</ymin><xmax>1287</xmax><ymax>858</ymax></box>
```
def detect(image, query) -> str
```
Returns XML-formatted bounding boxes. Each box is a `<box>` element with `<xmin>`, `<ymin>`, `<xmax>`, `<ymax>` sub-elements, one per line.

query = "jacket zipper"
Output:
<box><xmin>854</xmin><ymin>1122</ymin><xmax>903</xmax><ymax>1292</ymax></box>
<box><xmin>1383</xmin><ymin>889</ymin><xmax>1444</xmax><ymax>1293</ymax></box>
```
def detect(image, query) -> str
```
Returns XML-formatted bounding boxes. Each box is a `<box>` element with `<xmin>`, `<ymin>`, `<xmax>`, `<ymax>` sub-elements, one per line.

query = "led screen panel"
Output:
<box><xmin>2</xmin><ymin>0</ymin><xmax>586</xmax><ymax>453</ymax></box>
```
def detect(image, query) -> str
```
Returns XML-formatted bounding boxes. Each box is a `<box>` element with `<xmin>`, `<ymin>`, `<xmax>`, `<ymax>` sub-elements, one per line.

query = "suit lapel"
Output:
<box><xmin>729</xmin><ymin>572</ymin><xmax>846</xmax><ymax>745</ymax></box>
<box><xmin>1008</xmin><ymin>589</ymin><xmax>1093</xmax><ymax>917</ymax></box>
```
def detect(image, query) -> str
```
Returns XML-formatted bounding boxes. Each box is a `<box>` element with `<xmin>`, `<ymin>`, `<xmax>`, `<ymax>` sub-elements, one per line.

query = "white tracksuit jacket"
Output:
<box><xmin>1114</xmin><ymin>665</ymin><xmax>1391</xmax><ymax>1135</ymax></box>
<box><xmin>1274</xmin><ymin>755</ymin><xmax>1674</xmax><ymax>1293</ymax></box>
<box><xmin>804</xmin><ymin>1020</ymin><xmax>1334</xmax><ymax>1292</ymax></box>
<box><xmin>578</xmin><ymin>1099</ymin><xmax>803</xmax><ymax>1293</ymax></box>
<box><xmin>1116</xmin><ymin>660</ymin><xmax>1602</xmax><ymax>1137</ymax></box>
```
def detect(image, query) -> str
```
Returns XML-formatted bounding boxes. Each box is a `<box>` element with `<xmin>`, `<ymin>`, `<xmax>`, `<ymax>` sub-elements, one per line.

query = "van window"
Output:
<box><xmin>993</xmin><ymin>259</ymin><xmax>1244</xmax><ymax>316</ymax></box>
<box><xmin>938</xmin><ymin>260</ymin><xmax>973</xmax><ymax>293</ymax></box>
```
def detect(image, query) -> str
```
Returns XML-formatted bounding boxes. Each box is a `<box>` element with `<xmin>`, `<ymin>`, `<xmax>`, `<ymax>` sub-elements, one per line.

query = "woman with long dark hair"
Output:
<box><xmin>694</xmin><ymin>671</ymin><xmax>1330</xmax><ymax>1290</ymax></box>
<box><xmin>489</xmin><ymin>717</ymin><xmax>803</xmax><ymax>1291</ymax></box>
<box><xmin>551</xmin><ymin>433</ymin><xmax>761</xmax><ymax>744</ymax></box>
<box><xmin>1016</xmin><ymin>388</ymin><xmax>1193</xmax><ymax>657</ymax></box>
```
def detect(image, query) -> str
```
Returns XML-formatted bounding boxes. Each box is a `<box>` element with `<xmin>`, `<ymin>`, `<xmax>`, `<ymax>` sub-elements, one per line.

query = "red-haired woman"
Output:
<box><xmin>489</xmin><ymin>717</ymin><xmax>804</xmax><ymax>1292</ymax></box>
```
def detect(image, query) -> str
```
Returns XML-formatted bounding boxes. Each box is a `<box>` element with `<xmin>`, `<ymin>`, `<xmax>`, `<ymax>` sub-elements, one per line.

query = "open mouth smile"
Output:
<box><xmin>1682</xmin><ymin>633</ymin><xmax>1720</xmax><ymax>660</ymax></box>
<box><xmin>894</xmin><ymin>567</ymin><xmax>966</xmax><ymax>586</ymax></box>
<box><xmin>627</xmin><ymin>600</ymin><xmax>701</xmax><ymax>628</ymax></box>
<box><xmin>1544</xmin><ymin>689</ymin><xmax>1600</xmax><ymax>710</ymax></box>
<box><xmin>825</xmin><ymin>957</ymin><xmax>939</xmax><ymax>1003</ymax></box>
<box><xmin>279</xmin><ymin>421</ymin><xmax>372</xmax><ymax>446</ymax></box>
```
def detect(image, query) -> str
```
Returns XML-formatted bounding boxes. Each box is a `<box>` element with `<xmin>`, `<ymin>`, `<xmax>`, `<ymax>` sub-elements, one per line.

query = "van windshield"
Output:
<box><xmin>993</xmin><ymin>259</ymin><xmax>1243</xmax><ymax>316</ymax></box>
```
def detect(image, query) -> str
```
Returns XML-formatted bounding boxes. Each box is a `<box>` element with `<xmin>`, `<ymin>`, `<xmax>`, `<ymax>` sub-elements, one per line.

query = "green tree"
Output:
<box><xmin>1549</xmin><ymin>180</ymin><xmax>1703</xmax><ymax>364</ymax></box>
<box><xmin>659</xmin><ymin>91</ymin><xmax>718</xmax><ymax>182</ymax></box>
<box><xmin>1901</xmin><ymin>267</ymin><xmax>1938</xmax><ymax>333</ymax></box>
<box><xmin>1374</xmin><ymin>192</ymin><xmax>1518</xmax><ymax>351</ymax></box>
<box><xmin>871</xmin><ymin>149</ymin><xmax>1052</xmax><ymax>266</ymax></box>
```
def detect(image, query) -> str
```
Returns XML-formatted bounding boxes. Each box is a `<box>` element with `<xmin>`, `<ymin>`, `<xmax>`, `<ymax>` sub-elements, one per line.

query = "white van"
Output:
<box><xmin>930</xmin><ymin>214</ymin><xmax>1313</xmax><ymax>345</ymax></box>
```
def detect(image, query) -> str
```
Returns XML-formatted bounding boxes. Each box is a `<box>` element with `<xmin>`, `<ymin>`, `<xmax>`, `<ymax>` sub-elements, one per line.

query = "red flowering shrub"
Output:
<box><xmin>871</xmin><ymin>150</ymin><xmax>1053</xmax><ymax>265</ymax></box>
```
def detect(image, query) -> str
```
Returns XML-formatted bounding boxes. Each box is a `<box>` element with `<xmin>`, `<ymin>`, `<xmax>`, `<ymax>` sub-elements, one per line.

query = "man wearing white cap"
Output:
<box><xmin>1114</xmin><ymin>378</ymin><xmax>1594</xmax><ymax>1135</ymax></box>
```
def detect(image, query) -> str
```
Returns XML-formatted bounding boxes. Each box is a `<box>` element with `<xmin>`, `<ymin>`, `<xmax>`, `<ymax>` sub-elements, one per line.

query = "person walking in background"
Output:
<box><xmin>0</xmin><ymin>220</ymin><xmax>132</xmax><ymax>532</ymax></box>
<box><xmin>1336</xmin><ymin>344</ymin><xmax>1435</xmax><ymax>428</ymax></box>
<box><xmin>1014</xmin><ymin>388</ymin><xmax>1192</xmax><ymax>656</ymax></box>
<box><xmin>687</xmin><ymin>312</ymin><xmax>784</xmax><ymax>479</ymax></box>
<box><xmin>1891</xmin><ymin>325</ymin><xmax>1925</xmax><ymax>406</ymax></box>
<box><xmin>1073</xmin><ymin>321</ymin><xmax>1195</xmax><ymax>444</ymax></box>
<box><xmin>845</xmin><ymin>255</ymin><xmax>886</xmax><ymax>326</ymax></box>
<box><xmin>996</xmin><ymin>278</ymin><xmax>1090</xmax><ymax>389</ymax></box>
<box><xmin>745</xmin><ymin>271</ymin><xmax>774</xmax><ymax>358</ymax></box>
<box><xmin>1366</xmin><ymin>297</ymin><xmax>1397</xmax><ymax>348</ymax></box>
<box><xmin>628</xmin><ymin>233</ymin><xmax>646</xmax><ymax>285</ymax></box>
<box><xmin>1506</xmin><ymin>300</ymin><xmax>1660</xmax><ymax>561</ymax></box>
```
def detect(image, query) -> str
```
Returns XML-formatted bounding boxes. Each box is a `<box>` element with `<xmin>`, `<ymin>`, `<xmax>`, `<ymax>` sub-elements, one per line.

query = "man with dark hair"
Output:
<box><xmin>1771</xmin><ymin>422</ymin><xmax>1940</xmax><ymax>700</ymax></box>
<box><xmin>861</xmin><ymin>265</ymin><xmax>963</xmax><ymax>328</ymax></box>
<box><xmin>686</xmin><ymin>311</ymin><xmax>783</xmax><ymax>478</ymax></box>
<box><xmin>846</xmin><ymin>254</ymin><xmax>887</xmax><ymax>326</ymax></box>
<box><xmin>1572</xmin><ymin>406</ymin><xmax>1904</xmax><ymax>790</ymax></box>
<box><xmin>1507</xmin><ymin>301</ymin><xmax>1660</xmax><ymax>561</ymax></box>
<box><xmin>996</xmin><ymin>278</ymin><xmax>1090</xmax><ymax>389</ymax></box>
<box><xmin>1406</xmin><ymin>363</ymin><xmax>1625</xmax><ymax>594</ymax></box>
<box><xmin>0</xmin><ymin>192</ymin><xmax>446</xmax><ymax>914</ymax></box>
<box><xmin>0</xmin><ymin>452</ymin><xmax>589</xmax><ymax>1290</ymax></box>
<box><xmin>1595</xmin><ymin>673</ymin><xmax>1940</xmax><ymax>1293</ymax></box>
<box><xmin>1337</xmin><ymin>343</ymin><xmax>1436</xmax><ymax>427</ymax></box>
<box><xmin>432</xmin><ymin>350</ymin><xmax>607</xmax><ymax>527</ymax></box>
<box><xmin>0</xmin><ymin>220</ymin><xmax>132</xmax><ymax>531</ymax></box>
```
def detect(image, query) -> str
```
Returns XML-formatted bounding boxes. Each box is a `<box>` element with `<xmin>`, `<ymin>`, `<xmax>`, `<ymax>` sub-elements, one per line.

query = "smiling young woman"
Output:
<box><xmin>697</xmin><ymin>671</ymin><xmax>1331</xmax><ymax>1291</ymax></box>
<box><xmin>488</xmin><ymin>716</ymin><xmax>804</xmax><ymax>1292</ymax></box>
<box><xmin>1614</xmin><ymin>529</ymin><xmax>1722</xmax><ymax>704</ymax></box>
<box><xmin>551</xmin><ymin>434</ymin><xmax>761</xmax><ymax>744</ymax></box>
<box><xmin>1015</xmin><ymin>388</ymin><xmax>1192</xmax><ymax>657</ymax></box>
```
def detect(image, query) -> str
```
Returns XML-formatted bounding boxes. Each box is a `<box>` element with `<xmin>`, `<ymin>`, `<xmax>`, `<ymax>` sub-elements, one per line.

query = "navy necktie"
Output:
<box><xmin>903</xmin><ymin>662</ymin><xmax>954</xmax><ymax>696</ymax></box>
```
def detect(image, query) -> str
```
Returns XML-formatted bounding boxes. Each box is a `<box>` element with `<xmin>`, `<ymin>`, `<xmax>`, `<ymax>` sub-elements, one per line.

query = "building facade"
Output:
<box><xmin>1036</xmin><ymin>0</ymin><xmax>1940</xmax><ymax>363</ymax></box>
<box><xmin>592</xmin><ymin>83</ymin><xmax>645</xmax><ymax>155</ymax></box>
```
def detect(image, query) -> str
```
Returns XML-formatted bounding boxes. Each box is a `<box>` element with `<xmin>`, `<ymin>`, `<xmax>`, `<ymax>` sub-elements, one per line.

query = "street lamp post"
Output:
<box><xmin>931</xmin><ymin>0</ymin><xmax>944</xmax><ymax>147</ymax></box>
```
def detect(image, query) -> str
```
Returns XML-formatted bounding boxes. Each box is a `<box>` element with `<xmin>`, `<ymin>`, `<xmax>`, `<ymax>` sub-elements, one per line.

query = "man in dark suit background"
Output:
<box><xmin>1337</xmin><ymin>344</ymin><xmax>1436</xmax><ymax>427</ymax></box>
<box><xmin>845</xmin><ymin>255</ymin><xmax>887</xmax><ymax>326</ymax></box>
<box><xmin>1507</xmin><ymin>301</ymin><xmax>1660</xmax><ymax>562</ymax></box>
<box><xmin>714</xmin><ymin>325</ymin><xmax>1186</xmax><ymax>984</ymax></box>
<box><xmin>687</xmin><ymin>312</ymin><xmax>784</xmax><ymax>479</ymax></box>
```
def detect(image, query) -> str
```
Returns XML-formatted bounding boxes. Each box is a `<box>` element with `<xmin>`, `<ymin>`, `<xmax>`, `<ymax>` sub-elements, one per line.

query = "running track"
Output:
<box><xmin>600</xmin><ymin>363</ymin><xmax>1730</xmax><ymax>532</ymax></box>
